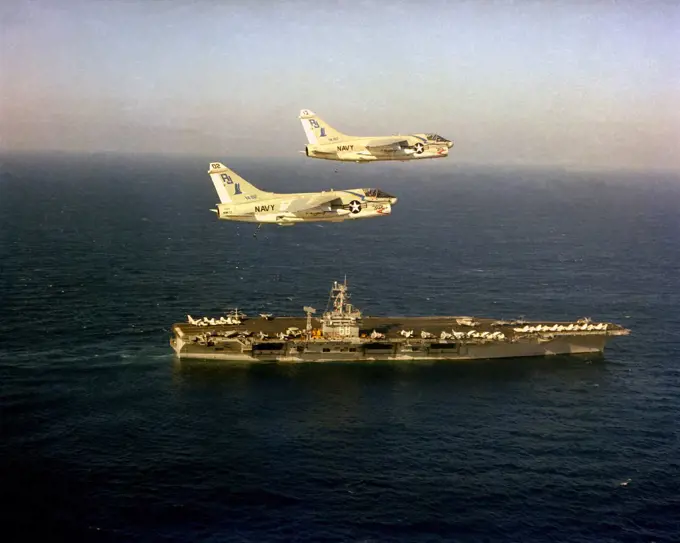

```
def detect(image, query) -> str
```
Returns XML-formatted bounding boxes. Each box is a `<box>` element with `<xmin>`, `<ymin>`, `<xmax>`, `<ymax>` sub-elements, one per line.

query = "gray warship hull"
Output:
<box><xmin>170</xmin><ymin>315</ymin><xmax>628</xmax><ymax>363</ymax></box>
<box><xmin>171</xmin><ymin>281</ymin><xmax>629</xmax><ymax>363</ymax></box>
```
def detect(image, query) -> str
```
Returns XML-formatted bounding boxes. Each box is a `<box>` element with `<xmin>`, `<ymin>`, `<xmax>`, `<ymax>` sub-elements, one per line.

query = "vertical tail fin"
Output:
<box><xmin>208</xmin><ymin>162</ymin><xmax>271</xmax><ymax>204</ymax></box>
<box><xmin>299</xmin><ymin>109</ymin><xmax>349</xmax><ymax>144</ymax></box>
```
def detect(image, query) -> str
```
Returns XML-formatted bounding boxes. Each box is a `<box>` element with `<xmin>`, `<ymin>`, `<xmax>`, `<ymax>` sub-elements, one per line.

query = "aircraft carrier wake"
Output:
<box><xmin>170</xmin><ymin>280</ymin><xmax>630</xmax><ymax>363</ymax></box>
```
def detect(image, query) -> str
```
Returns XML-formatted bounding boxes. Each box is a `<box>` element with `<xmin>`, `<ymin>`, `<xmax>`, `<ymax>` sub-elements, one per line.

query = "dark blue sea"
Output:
<box><xmin>1</xmin><ymin>153</ymin><xmax>679</xmax><ymax>542</ymax></box>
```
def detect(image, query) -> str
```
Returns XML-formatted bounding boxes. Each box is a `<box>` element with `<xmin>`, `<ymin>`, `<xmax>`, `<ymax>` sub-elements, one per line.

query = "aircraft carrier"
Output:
<box><xmin>170</xmin><ymin>280</ymin><xmax>630</xmax><ymax>362</ymax></box>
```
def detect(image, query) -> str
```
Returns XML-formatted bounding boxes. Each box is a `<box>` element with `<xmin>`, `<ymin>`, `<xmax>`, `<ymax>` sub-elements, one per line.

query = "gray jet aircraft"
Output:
<box><xmin>208</xmin><ymin>162</ymin><xmax>398</xmax><ymax>227</ymax></box>
<box><xmin>299</xmin><ymin>109</ymin><xmax>453</xmax><ymax>163</ymax></box>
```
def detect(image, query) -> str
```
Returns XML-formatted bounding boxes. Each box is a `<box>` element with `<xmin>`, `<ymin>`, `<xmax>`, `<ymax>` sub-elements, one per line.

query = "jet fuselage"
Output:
<box><xmin>216</xmin><ymin>189</ymin><xmax>396</xmax><ymax>224</ymax></box>
<box><xmin>305</xmin><ymin>134</ymin><xmax>453</xmax><ymax>162</ymax></box>
<box><xmin>298</xmin><ymin>109</ymin><xmax>453</xmax><ymax>163</ymax></box>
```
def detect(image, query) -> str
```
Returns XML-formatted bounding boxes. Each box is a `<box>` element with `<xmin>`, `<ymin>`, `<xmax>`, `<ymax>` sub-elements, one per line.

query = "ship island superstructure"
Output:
<box><xmin>170</xmin><ymin>280</ymin><xmax>630</xmax><ymax>362</ymax></box>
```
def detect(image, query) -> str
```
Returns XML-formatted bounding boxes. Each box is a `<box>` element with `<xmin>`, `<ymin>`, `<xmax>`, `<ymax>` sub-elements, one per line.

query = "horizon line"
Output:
<box><xmin>1</xmin><ymin>149</ymin><xmax>679</xmax><ymax>176</ymax></box>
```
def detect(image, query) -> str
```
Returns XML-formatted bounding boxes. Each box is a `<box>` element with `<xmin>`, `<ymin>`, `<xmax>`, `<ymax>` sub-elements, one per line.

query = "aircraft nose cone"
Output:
<box><xmin>390</xmin><ymin>197</ymin><xmax>398</xmax><ymax>205</ymax></box>
<box><xmin>447</xmin><ymin>141</ymin><xmax>454</xmax><ymax>148</ymax></box>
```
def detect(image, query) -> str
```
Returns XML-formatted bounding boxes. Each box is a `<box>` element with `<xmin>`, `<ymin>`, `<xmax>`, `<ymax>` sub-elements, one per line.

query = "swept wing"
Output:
<box><xmin>283</xmin><ymin>193</ymin><xmax>340</xmax><ymax>213</ymax></box>
<box><xmin>364</xmin><ymin>138</ymin><xmax>410</xmax><ymax>153</ymax></box>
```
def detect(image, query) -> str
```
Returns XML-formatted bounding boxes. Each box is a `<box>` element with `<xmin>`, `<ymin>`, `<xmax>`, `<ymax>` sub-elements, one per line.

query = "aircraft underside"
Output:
<box><xmin>309</xmin><ymin>147</ymin><xmax>450</xmax><ymax>162</ymax></box>
<box><xmin>224</xmin><ymin>205</ymin><xmax>391</xmax><ymax>225</ymax></box>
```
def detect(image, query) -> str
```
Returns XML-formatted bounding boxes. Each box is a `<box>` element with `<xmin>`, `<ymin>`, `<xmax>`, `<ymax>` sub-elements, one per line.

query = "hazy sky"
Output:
<box><xmin>1</xmin><ymin>0</ymin><xmax>679</xmax><ymax>170</ymax></box>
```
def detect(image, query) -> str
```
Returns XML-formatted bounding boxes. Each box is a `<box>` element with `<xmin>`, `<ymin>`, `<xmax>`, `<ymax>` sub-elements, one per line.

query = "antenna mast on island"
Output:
<box><xmin>303</xmin><ymin>306</ymin><xmax>316</xmax><ymax>336</ymax></box>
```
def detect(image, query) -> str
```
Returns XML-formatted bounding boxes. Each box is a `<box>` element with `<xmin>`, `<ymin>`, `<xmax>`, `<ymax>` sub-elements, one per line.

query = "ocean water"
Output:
<box><xmin>1</xmin><ymin>153</ymin><xmax>679</xmax><ymax>542</ymax></box>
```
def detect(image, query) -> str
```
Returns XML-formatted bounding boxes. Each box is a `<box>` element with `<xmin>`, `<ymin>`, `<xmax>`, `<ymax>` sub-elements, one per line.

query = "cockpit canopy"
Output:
<box><xmin>425</xmin><ymin>133</ymin><xmax>450</xmax><ymax>143</ymax></box>
<box><xmin>364</xmin><ymin>188</ymin><xmax>395</xmax><ymax>199</ymax></box>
